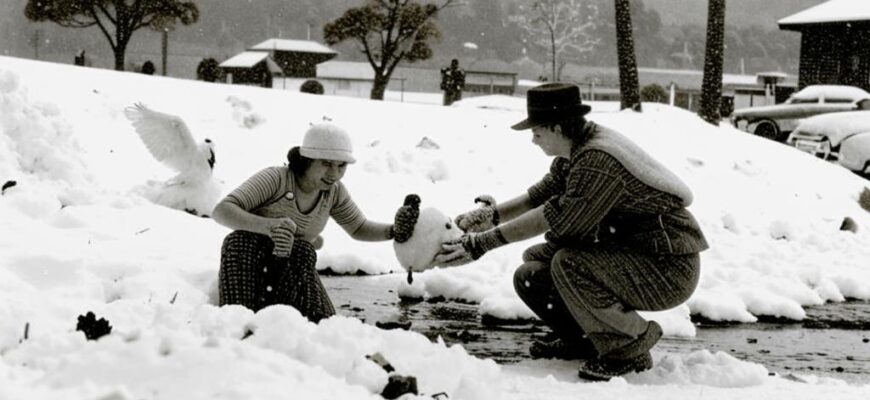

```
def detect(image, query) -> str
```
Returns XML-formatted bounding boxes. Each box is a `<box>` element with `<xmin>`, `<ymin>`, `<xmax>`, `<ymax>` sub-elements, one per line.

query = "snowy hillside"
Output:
<box><xmin>1</xmin><ymin>56</ymin><xmax>869</xmax><ymax>399</ymax></box>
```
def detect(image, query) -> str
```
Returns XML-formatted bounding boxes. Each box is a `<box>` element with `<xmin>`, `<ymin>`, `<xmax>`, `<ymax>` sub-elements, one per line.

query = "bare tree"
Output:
<box><xmin>698</xmin><ymin>0</ymin><xmax>726</xmax><ymax>125</ymax></box>
<box><xmin>615</xmin><ymin>0</ymin><xmax>641</xmax><ymax>111</ymax></box>
<box><xmin>512</xmin><ymin>0</ymin><xmax>599</xmax><ymax>81</ymax></box>
<box><xmin>324</xmin><ymin>0</ymin><xmax>454</xmax><ymax>100</ymax></box>
<box><xmin>25</xmin><ymin>0</ymin><xmax>199</xmax><ymax>71</ymax></box>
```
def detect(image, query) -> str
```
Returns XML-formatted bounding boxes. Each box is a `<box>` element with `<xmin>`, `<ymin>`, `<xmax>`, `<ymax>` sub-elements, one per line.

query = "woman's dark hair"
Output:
<box><xmin>543</xmin><ymin>115</ymin><xmax>588</xmax><ymax>143</ymax></box>
<box><xmin>287</xmin><ymin>146</ymin><xmax>314</xmax><ymax>176</ymax></box>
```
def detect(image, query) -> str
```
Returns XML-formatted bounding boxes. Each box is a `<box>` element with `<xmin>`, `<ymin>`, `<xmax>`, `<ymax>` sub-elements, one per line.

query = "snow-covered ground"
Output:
<box><xmin>1</xmin><ymin>55</ymin><xmax>868</xmax><ymax>399</ymax></box>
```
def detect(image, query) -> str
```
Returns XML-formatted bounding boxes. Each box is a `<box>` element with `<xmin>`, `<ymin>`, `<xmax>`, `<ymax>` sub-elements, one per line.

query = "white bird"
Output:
<box><xmin>124</xmin><ymin>103</ymin><xmax>221</xmax><ymax>217</ymax></box>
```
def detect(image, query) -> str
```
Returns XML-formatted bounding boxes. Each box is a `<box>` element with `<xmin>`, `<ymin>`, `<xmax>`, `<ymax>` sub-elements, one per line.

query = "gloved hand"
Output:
<box><xmin>433</xmin><ymin>228</ymin><xmax>508</xmax><ymax>267</ymax></box>
<box><xmin>455</xmin><ymin>195</ymin><xmax>500</xmax><ymax>233</ymax></box>
<box><xmin>390</xmin><ymin>194</ymin><xmax>420</xmax><ymax>243</ymax></box>
<box><xmin>269</xmin><ymin>218</ymin><xmax>297</xmax><ymax>257</ymax></box>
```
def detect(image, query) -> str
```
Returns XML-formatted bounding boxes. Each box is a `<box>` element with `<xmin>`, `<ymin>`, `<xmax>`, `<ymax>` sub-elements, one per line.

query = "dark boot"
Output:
<box><xmin>530</xmin><ymin>336</ymin><xmax>598</xmax><ymax>360</ymax></box>
<box><xmin>577</xmin><ymin>351</ymin><xmax>653</xmax><ymax>381</ymax></box>
<box><xmin>577</xmin><ymin>321</ymin><xmax>662</xmax><ymax>381</ymax></box>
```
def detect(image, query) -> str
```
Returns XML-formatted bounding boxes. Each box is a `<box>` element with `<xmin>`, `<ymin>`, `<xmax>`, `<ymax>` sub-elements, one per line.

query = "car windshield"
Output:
<box><xmin>824</xmin><ymin>98</ymin><xmax>855</xmax><ymax>103</ymax></box>
<box><xmin>788</xmin><ymin>98</ymin><xmax>819</xmax><ymax>104</ymax></box>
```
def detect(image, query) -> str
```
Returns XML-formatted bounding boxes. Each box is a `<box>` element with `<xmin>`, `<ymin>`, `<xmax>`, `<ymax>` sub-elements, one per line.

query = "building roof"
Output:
<box><xmin>219</xmin><ymin>51</ymin><xmax>282</xmax><ymax>73</ymax></box>
<box><xmin>220</xmin><ymin>51</ymin><xmax>269</xmax><ymax>68</ymax></box>
<box><xmin>250</xmin><ymin>39</ymin><xmax>338</xmax><ymax>55</ymax></box>
<box><xmin>578</xmin><ymin>67</ymin><xmax>796</xmax><ymax>91</ymax></box>
<box><xmin>779</xmin><ymin>0</ymin><xmax>870</xmax><ymax>29</ymax></box>
<box><xmin>639</xmin><ymin>68</ymin><xmax>766</xmax><ymax>89</ymax></box>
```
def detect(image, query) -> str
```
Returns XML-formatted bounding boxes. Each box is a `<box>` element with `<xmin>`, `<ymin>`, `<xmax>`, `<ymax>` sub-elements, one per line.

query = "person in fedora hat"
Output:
<box><xmin>212</xmin><ymin>123</ymin><xmax>417</xmax><ymax>322</ymax></box>
<box><xmin>435</xmin><ymin>83</ymin><xmax>708</xmax><ymax>380</ymax></box>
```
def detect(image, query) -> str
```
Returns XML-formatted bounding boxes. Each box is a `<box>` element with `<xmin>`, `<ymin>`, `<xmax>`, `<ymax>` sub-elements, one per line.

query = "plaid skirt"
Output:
<box><xmin>219</xmin><ymin>230</ymin><xmax>335</xmax><ymax>322</ymax></box>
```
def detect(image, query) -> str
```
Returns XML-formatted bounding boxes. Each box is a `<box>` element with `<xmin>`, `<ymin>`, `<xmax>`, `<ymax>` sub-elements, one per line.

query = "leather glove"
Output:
<box><xmin>390</xmin><ymin>194</ymin><xmax>420</xmax><ymax>243</ymax></box>
<box><xmin>269</xmin><ymin>219</ymin><xmax>296</xmax><ymax>257</ymax></box>
<box><xmin>433</xmin><ymin>228</ymin><xmax>509</xmax><ymax>267</ymax></box>
<box><xmin>455</xmin><ymin>195</ymin><xmax>500</xmax><ymax>233</ymax></box>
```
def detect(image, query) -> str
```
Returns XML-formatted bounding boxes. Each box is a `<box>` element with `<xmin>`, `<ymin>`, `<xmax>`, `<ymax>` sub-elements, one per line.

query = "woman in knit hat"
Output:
<box><xmin>434</xmin><ymin>83</ymin><xmax>708</xmax><ymax>381</ymax></box>
<box><xmin>212</xmin><ymin>123</ymin><xmax>411</xmax><ymax>323</ymax></box>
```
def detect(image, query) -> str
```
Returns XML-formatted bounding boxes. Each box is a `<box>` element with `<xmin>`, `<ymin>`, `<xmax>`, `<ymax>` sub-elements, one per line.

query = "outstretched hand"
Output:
<box><xmin>455</xmin><ymin>195</ymin><xmax>499</xmax><ymax>233</ymax></box>
<box><xmin>432</xmin><ymin>238</ymin><xmax>474</xmax><ymax>267</ymax></box>
<box><xmin>433</xmin><ymin>228</ymin><xmax>509</xmax><ymax>267</ymax></box>
<box><xmin>391</xmin><ymin>194</ymin><xmax>420</xmax><ymax>243</ymax></box>
<box><xmin>269</xmin><ymin>218</ymin><xmax>296</xmax><ymax>257</ymax></box>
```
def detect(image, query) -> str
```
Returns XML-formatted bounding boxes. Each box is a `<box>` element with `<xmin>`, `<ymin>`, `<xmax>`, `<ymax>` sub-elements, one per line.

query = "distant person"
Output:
<box><xmin>440</xmin><ymin>59</ymin><xmax>465</xmax><ymax>106</ymax></box>
<box><xmin>141</xmin><ymin>60</ymin><xmax>156</xmax><ymax>75</ymax></box>
<box><xmin>74</xmin><ymin>50</ymin><xmax>86</xmax><ymax>67</ymax></box>
<box><xmin>212</xmin><ymin>123</ymin><xmax>415</xmax><ymax>322</ymax></box>
<box><xmin>435</xmin><ymin>83</ymin><xmax>708</xmax><ymax>381</ymax></box>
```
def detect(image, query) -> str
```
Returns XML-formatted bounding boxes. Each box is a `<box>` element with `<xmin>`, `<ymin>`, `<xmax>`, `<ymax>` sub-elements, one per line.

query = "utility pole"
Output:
<box><xmin>32</xmin><ymin>29</ymin><xmax>40</xmax><ymax>59</ymax></box>
<box><xmin>161</xmin><ymin>28</ymin><xmax>169</xmax><ymax>76</ymax></box>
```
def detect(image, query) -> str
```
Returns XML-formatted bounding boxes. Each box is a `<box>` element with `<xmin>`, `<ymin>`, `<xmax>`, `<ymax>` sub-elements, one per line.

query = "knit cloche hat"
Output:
<box><xmin>299</xmin><ymin>123</ymin><xmax>356</xmax><ymax>164</ymax></box>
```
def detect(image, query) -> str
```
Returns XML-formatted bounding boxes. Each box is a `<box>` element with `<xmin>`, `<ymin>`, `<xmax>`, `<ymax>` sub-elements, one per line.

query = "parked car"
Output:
<box><xmin>786</xmin><ymin>110</ymin><xmax>870</xmax><ymax>174</ymax></box>
<box><xmin>731</xmin><ymin>85</ymin><xmax>870</xmax><ymax>142</ymax></box>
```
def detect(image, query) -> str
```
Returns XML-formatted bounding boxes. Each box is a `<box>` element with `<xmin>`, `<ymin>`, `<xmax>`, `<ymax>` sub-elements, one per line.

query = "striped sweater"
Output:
<box><xmin>528</xmin><ymin>124</ymin><xmax>708</xmax><ymax>255</ymax></box>
<box><xmin>225</xmin><ymin>166</ymin><xmax>366</xmax><ymax>242</ymax></box>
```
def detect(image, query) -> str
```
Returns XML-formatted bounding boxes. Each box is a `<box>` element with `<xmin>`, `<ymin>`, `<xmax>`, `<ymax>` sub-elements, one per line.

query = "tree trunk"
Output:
<box><xmin>161</xmin><ymin>29</ymin><xmax>169</xmax><ymax>76</ymax></box>
<box><xmin>699</xmin><ymin>0</ymin><xmax>726</xmax><ymax>125</ymax></box>
<box><xmin>615</xmin><ymin>0</ymin><xmax>641</xmax><ymax>111</ymax></box>
<box><xmin>113</xmin><ymin>45</ymin><xmax>126</xmax><ymax>71</ymax></box>
<box><xmin>370</xmin><ymin>73</ymin><xmax>389</xmax><ymax>100</ymax></box>
<box><xmin>550</xmin><ymin>28</ymin><xmax>557</xmax><ymax>81</ymax></box>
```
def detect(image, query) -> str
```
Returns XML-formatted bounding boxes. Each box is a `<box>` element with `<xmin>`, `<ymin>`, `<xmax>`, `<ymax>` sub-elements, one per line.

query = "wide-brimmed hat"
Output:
<box><xmin>299</xmin><ymin>123</ymin><xmax>356</xmax><ymax>163</ymax></box>
<box><xmin>511</xmin><ymin>83</ymin><xmax>591</xmax><ymax>130</ymax></box>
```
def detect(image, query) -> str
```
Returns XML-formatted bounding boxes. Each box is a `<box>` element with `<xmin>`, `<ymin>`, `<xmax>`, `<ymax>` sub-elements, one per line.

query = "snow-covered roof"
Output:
<box><xmin>219</xmin><ymin>51</ymin><xmax>270</xmax><ymax>68</ymax></box>
<box><xmin>779</xmin><ymin>0</ymin><xmax>870</xmax><ymax>28</ymax></box>
<box><xmin>219</xmin><ymin>52</ymin><xmax>283</xmax><ymax>74</ymax></box>
<box><xmin>250</xmin><ymin>39</ymin><xmax>337</xmax><ymax>55</ymax></box>
<box><xmin>790</xmin><ymin>84</ymin><xmax>870</xmax><ymax>101</ymax></box>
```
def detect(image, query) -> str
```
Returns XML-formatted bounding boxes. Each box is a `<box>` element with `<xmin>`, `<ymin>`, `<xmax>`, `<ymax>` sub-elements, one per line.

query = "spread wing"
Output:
<box><xmin>124</xmin><ymin>103</ymin><xmax>202</xmax><ymax>175</ymax></box>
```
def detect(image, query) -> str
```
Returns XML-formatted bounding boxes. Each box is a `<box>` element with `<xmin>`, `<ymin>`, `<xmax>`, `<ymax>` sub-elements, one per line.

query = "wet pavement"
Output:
<box><xmin>324</xmin><ymin>275</ymin><xmax>870</xmax><ymax>384</ymax></box>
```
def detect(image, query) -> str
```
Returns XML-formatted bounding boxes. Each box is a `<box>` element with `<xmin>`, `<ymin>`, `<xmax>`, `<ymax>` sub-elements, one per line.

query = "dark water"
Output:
<box><xmin>324</xmin><ymin>275</ymin><xmax>870</xmax><ymax>384</ymax></box>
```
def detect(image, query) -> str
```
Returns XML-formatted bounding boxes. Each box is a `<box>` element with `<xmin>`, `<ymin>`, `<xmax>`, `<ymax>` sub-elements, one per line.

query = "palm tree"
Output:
<box><xmin>699</xmin><ymin>0</ymin><xmax>727</xmax><ymax>125</ymax></box>
<box><xmin>614</xmin><ymin>0</ymin><xmax>641</xmax><ymax>111</ymax></box>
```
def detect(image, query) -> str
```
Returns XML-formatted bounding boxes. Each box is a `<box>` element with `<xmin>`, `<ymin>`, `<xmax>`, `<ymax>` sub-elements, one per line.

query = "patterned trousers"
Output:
<box><xmin>219</xmin><ymin>230</ymin><xmax>335</xmax><ymax>322</ymax></box>
<box><xmin>514</xmin><ymin>242</ymin><xmax>700</xmax><ymax>357</ymax></box>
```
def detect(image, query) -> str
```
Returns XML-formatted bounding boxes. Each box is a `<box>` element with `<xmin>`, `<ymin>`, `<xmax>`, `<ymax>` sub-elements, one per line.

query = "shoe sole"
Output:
<box><xmin>577</xmin><ymin>354</ymin><xmax>654</xmax><ymax>381</ymax></box>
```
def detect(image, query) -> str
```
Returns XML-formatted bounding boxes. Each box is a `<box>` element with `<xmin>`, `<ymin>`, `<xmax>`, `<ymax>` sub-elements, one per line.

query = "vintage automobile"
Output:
<box><xmin>731</xmin><ymin>85</ymin><xmax>870</xmax><ymax>142</ymax></box>
<box><xmin>786</xmin><ymin>110</ymin><xmax>870</xmax><ymax>175</ymax></box>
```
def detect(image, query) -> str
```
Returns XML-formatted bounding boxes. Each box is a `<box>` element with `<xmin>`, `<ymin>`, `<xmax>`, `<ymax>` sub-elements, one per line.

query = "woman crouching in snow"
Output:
<box><xmin>435</xmin><ymin>83</ymin><xmax>709</xmax><ymax>380</ymax></box>
<box><xmin>212</xmin><ymin>123</ymin><xmax>411</xmax><ymax>322</ymax></box>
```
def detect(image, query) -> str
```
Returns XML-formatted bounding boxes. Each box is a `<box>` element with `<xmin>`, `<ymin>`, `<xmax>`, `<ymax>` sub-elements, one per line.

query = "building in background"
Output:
<box><xmin>779</xmin><ymin>0</ymin><xmax>870</xmax><ymax>92</ymax></box>
<box><xmin>315</xmin><ymin>60</ymin><xmax>517</xmax><ymax>100</ymax></box>
<box><xmin>219</xmin><ymin>51</ymin><xmax>282</xmax><ymax>88</ymax></box>
<box><xmin>251</xmin><ymin>39</ymin><xmax>337</xmax><ymax>90</ymax></box>
<box><xmin>220</xmin><ymin>38</ymin><xmax>337</xmax><ymax>90</ymax></box>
